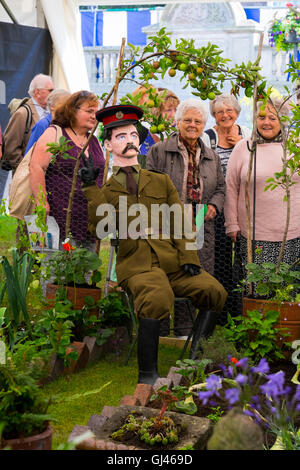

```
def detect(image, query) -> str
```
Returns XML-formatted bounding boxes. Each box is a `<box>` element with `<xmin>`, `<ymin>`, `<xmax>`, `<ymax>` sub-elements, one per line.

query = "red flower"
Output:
<box><xmin>231</xmin><ymin>357</ymin><xmax>239</xmax><ymax>364</ymax></box>
<box><xmin>62</xmin><ymin>238</ymin><xmax>75</xmax><ymax>252</ymax></box>
<box><xmin>286</xmin><ymin>3</ymin><xmax>294</xmax><ymax>7</ymax></box>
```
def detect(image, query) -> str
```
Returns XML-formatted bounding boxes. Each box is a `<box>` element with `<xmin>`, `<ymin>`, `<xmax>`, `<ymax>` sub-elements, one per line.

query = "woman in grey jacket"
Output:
<box><xmin>147</xmin><ymin>98</ymin><xmax>225</xmax><ymax>275</ymax></box>
<box><xmin>146</xmin><ymin>98</ymin><xmax>226</xmax><ymax>340</ymax></box>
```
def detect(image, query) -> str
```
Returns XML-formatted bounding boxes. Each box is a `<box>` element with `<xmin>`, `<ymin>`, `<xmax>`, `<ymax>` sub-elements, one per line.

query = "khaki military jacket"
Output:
<box><xmin>83</xmin><ymin>169</ymin><xmax>200</xmax><ymax>284</ymax></box>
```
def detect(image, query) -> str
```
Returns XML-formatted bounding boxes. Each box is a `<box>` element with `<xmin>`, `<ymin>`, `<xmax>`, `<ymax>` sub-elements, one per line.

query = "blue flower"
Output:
<box><xmin>236</xmin><ymin>373</ymin><xmax>248</xmax><ymax>385</ymax></box>
<box><xmin>206</xmin><ymin>374</ymin><xmax>222</xmax><ymax>392</ymax></box>
<box><xmin>198</xmin><ymin>374</ymin><xmax>222</xmax><ymax>404</ymax></box>
<box><xmin>251</xmin><ymin>358</ymin><xmax>270</xmax><ymax>375</ymax></box>
<box><xmin>224</xmin><ymin>388</ymin><xmax>240</xmax><ymax>405</ymax></box>
<box><xmin>198</xmin><ymin>390</ymin><xmax>213</xmax><ymax>405</ymax></box>
<box><xmin>260</xmin><ymin>371</ymin><xmax>286</xmax><ymax>398</ymax></box>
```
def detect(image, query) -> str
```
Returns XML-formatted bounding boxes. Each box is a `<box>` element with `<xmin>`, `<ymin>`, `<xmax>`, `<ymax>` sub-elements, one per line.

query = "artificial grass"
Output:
<box><xmin>41</xmin><ymin>343</ymin><xmax>183</xmax><ymax>448</ymax></box>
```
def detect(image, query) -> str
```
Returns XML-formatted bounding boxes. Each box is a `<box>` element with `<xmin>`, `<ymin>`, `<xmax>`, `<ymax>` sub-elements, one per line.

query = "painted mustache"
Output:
<box><xmin>122</xmin><ymin>143</ymin><xmax>139</xmax><ymax>154</ymax></box>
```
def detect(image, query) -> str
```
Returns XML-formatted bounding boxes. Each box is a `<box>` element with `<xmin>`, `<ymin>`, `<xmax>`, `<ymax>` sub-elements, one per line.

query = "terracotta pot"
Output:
<box><xmin>1</xmin><ymin>425</ymin><xmax>52</xmax><ymax>450</ymax></box>
<box><xmin>46</xmin><ymin>283</ymin><xmax>102</xmax><ymax>314</ymax></box>
<box><xmin>242</xmin><ymin>297</ymin><xmax>300</xmax><ymax>352</ymax></box>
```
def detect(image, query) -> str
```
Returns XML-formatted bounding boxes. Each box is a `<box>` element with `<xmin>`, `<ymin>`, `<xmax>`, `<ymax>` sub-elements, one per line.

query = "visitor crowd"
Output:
<box><xmin>0</xmin><ymin>71</ymin><xmax>299</xmax><ymax>341</ymax></box>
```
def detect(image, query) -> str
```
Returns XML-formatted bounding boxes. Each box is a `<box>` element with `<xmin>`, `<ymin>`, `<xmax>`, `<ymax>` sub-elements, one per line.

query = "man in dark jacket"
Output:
<box><xmin>79</xmin><ymin>104</ymin><xmax>227</xmax><ymax>385</ymax></box>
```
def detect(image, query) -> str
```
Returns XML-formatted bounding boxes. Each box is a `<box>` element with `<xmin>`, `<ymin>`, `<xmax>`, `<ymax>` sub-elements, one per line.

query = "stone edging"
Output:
<box><xmin>68</xmin><ymin>367</ymin><xmax>184</xmax><ymax>450</ymax></box>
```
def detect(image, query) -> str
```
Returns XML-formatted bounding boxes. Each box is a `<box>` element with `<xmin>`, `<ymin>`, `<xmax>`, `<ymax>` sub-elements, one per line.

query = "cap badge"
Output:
<box><xmin>115</xmin><ymin>111</ymin><xmax>124</xmax><ymax>119</ymax></box>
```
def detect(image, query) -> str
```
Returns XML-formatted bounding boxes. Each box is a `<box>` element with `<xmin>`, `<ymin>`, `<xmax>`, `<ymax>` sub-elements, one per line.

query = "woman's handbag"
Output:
<box><xmin>9</xmin><ymin>125</ymin><xmax>62</xmax><ymax>220</ymax></box>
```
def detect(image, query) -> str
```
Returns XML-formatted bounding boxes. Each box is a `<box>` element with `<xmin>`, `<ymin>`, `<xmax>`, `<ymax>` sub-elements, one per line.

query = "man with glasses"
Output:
<box><xmin>2</xmin><ymin>73</ymin><xmax>55</xmax><ymax>173</ymax></box>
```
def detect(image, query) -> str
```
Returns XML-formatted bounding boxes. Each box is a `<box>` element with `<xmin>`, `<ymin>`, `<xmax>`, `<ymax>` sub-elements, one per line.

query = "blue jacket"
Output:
<box><xmin>25</xmin><ymin>112</ymin><xmax>52</xmax><ymax>154</ymax></box>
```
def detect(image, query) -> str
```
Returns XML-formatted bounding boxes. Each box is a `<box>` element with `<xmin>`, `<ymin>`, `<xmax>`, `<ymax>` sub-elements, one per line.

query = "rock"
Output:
<box><xmin>134</xmin><ymin>383</ymin><xmax>155</xmax><ymax>406</ymax></box>
<box><xmin>119</xmin><ymin>395</ymin><xmax>141</xmax><ymax>406</ymax></box>
<box><xmin>167</xmin><ymin>367</ymin><xmax>183</xmax><ymax>387</ymax></box>
<box><xmin>87</xmin><ymin>414</ymin><xmax>108</xmax><ymax>433</ymax></box>
<box><xmin>207</xmin><ymin>407</ymin><xmax>264</xmax><ymax>450</ymax></box>
<box><xmin>153</xmin><ymin>377</ymin><xmax>172</xmax><ymax>391</ymax></box>
<box><xmin>94</xmin><ymin>405</ymin><xmax>213</xmax><ymax>450</ymax></box>
<box><xmin>68</xmin><ymin>425</ymin><xmax>93</xmax><ymax>443</ymax></box>
<box><xmin>83</xmin><ymin>336</ymin><xmax>105</xmax><ymax>363</ymax></box>
<box><xmin>64</xmin><ymin>342</ymin><xmax>90</xmax><ymax>374</ymax></box>
<box><xmin>45</xmin><ymin>353</ymin><xmax>64</xmax><ymax>383</ymax></box>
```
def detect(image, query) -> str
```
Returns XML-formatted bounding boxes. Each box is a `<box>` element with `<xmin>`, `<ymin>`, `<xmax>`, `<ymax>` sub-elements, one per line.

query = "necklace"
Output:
<box><xmin>70</xmin><ymin>126</ymin><xmax>88</xmax><ymax>148</ymax></box>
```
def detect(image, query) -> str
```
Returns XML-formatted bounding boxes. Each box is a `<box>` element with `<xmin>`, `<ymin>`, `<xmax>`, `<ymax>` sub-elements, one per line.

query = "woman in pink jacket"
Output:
<box><xmin>224</xmin><ymin>98</ymin><xmax>300</xmax><ymax>291</ymax></box>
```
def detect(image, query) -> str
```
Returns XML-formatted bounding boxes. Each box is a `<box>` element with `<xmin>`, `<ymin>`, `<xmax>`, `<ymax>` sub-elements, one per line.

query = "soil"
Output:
<box><xmin>148</xmin><ymin>359</ymin><xmax>300</xmax><ymax>450</ymax></box>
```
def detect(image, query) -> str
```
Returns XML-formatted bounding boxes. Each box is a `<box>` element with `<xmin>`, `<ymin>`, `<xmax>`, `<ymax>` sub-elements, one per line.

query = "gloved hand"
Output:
<box><xmin>182</xmin><ymin>264</ymin><xmax>201</xmax><ymax>276</ymax></box>
<box><xmin>78</xmin><ymin>153</ymin><xmax>100</xmax><ymax>186</ymax></box>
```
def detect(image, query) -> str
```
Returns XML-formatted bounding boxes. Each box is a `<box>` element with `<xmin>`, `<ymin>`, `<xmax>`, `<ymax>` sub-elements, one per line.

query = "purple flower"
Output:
<box><xmin>206</xmin><ymin>374</ymin><xmax>222</xmax><ymax>392</ymax></box>
<box><xmin>251</xmin><ymin>358</ymin><xmax>270</xmax><ymax>375</ymax></box>
<box><xmin>226</xmin><ymin>365</ymin><xmax>234</xmax><ymax>378</ymax></box>
<box><xmin>236</xmin><ymin>373</ymin><xmax>248</xmax><ymax>386</ymax></box>
<box><xmin>225</xmin><ymin>388</ymin><xmax>240</xmax><ymax>405</ymax></box>
<box><xmin>237</xmin><ymin>358</ymin><xmax>249</xmax><ymax>370</ymax></box>
<box><xmin>197</xmin><ymin>390</ymin><xmax>212</xmax><ymax>405</ymax></box>
<box><xmin>198</xmin><ymin>374</ymin><xmax>222</xmax><ymax>404</ymax></box>
<box><xmin>294</xmin><ymin>385</ymin><xmax>300</xmax><ymax>401</ymax></box>
<box><xmin>260</xmin><ymin>371</ymin><xmax>286</xmax><ymax>398</ymax></box>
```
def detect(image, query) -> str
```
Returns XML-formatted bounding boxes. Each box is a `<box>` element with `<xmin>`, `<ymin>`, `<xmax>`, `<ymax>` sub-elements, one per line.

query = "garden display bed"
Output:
<box><xmin>68</xmin><ymin>359</ymin><xmax>300</xmax><ymax>451</ymax></box>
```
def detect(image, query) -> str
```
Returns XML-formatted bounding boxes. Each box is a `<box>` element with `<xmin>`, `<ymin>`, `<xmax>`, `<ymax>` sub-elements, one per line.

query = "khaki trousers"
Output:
<box><xmin>121</xmin><ymin>252</ymin><xmax>227</xmax><ymax>320</ymax></box>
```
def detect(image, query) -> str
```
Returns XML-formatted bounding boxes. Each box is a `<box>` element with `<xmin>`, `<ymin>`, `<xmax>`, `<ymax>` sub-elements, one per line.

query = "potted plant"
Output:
<box><xmin>240</xmin><ymin>246</ymin><xmax>300</xmax><ymax>348</ymax></box>
<box><xmin>268</xmin><ymin>4</ymin><xmax>300</xmax><ymax>53</ymax></box>
<box><xmin>43</xmin><ymin>238</ymin><xmax>102</xmax><ymax>311</ymax></box>
<box><xmin>0</xmin><ymin>350</ymin><xmax>54</xmax><ymax>450</ymax></box>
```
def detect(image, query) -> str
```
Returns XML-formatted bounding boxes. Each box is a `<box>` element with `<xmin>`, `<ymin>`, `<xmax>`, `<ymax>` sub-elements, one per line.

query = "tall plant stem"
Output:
<box><xmin>103</xmin><ymin>37</ymin><xmax>126</xmax><ymax>185</ymax></box>
<box><xmin>276</xmin><ymin>117</ymin><xmax>289</xmax><ymax>272</ymax></box>
<box><xmin>245</xmin><ymin>32</ymin><xmax>264</xmax><ymax>296</ymax></box>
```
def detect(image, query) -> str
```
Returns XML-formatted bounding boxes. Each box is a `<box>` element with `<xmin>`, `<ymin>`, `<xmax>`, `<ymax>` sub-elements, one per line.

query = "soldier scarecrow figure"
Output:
<box><xmin>79</xmin><ymin>104</ymin><xmax>227</xmax><ymax>385</ymax></box>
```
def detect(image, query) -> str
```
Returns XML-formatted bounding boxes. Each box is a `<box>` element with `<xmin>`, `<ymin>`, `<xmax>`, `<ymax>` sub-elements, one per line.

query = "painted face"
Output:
<box><xmin>214</xmin><ymin>104</ymin><xmax>238</xmax><ymax>129</ymax></box>
<box><xmin>105</xmin><ymin>124</ymin><xmax>140</xmax><ymax>159</ymax></box>
<box><xmin>257</xmin><ymin>105</ymin><xmax>281</xmax><ymax>140</ymax></box>
<box><xmin>75</xmin><ymin>102</ymin><xmax>98</xmax><ymax>130</ymax></box>
<box><xmin>176</xmin><ymin>108</ymin><xmax>205</xmax><ymax>144</ymax></box>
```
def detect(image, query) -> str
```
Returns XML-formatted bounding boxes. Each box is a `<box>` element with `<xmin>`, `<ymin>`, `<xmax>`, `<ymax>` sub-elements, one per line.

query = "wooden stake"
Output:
<box><xmin>245</xmin><ymin>32</ymin><xmax>264</xmax><ymax>296</ymax></box>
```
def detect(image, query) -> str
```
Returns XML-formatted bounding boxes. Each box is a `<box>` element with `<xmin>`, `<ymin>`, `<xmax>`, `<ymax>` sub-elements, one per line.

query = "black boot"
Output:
<box><xmin>137</xmin><ymin>318</ymin><xmax>160</xmax><ymax>385</ymax></box>
<box><xmin>190</xmin><ymin>310</ymin><xmax>217</xmax><ymax>360</ymax></box>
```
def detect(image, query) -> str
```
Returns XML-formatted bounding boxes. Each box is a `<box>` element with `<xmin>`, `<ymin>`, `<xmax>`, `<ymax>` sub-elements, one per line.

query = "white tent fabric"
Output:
<box><xmin>40</xmin><ymin>0</ymin><xmax>90</xmax><ymax>92</ymax></box>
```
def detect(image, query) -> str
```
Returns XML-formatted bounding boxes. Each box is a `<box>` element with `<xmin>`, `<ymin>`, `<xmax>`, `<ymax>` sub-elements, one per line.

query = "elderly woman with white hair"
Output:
<box><xmin>224</xmin><ymin>98</ymin><xmax>300</xmax><ymax>288</ymax></box>
<box><xmin>146</xmin><ymin>98</ymin><xmax>226</xmax><ymax>338</ymax></box>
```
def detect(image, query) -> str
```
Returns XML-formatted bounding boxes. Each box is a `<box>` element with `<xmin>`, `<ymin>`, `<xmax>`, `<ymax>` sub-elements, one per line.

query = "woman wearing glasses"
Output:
<box><xmin>204</xmin><ymin>93</ymin><xmax>251</xmax><ymax>323</ymax></box>
<box><xmin>29</xmin><ymin>90</ymin><xmax>105</xmax><ymax>248</ymax></box>
<box><xmin>146</xmin><ymin>98</ymin><xmax>225</xmax><ymax>339</ymax></box>
<box><xmin>204</xmin><ymin>94</ymin><xmax>251</xmax><ymax>173</ymax></box>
